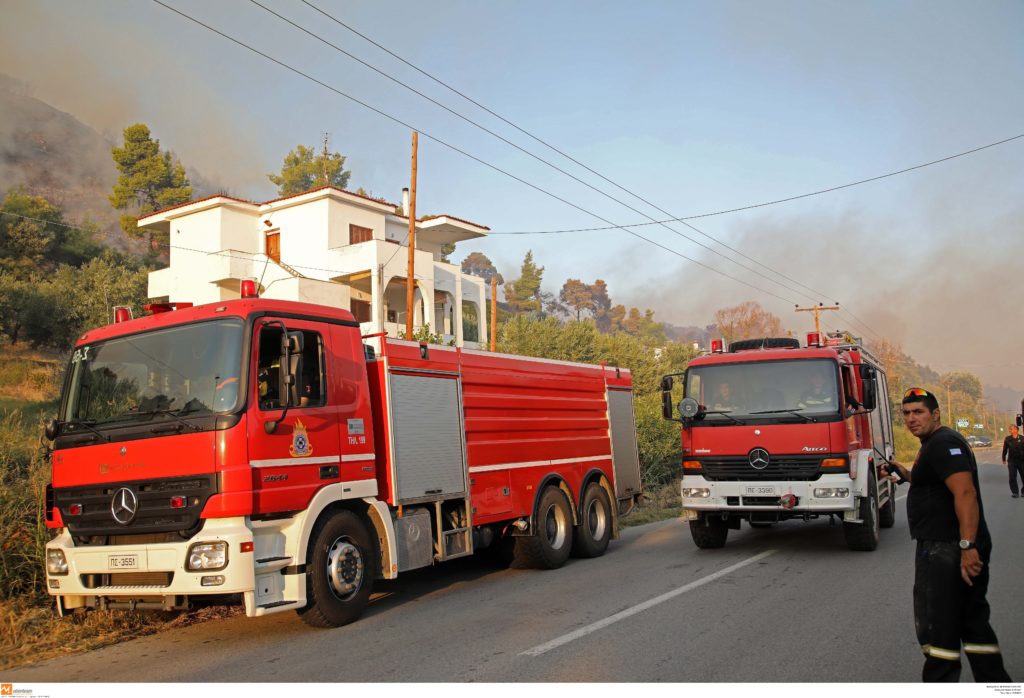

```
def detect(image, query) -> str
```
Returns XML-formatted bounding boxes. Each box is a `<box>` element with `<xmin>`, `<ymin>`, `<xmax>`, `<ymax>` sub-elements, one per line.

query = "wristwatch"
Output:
<box><xmin>959</xmin><ymin>539</ymin><xmax>976</xmax><ymax>550</ymax></box>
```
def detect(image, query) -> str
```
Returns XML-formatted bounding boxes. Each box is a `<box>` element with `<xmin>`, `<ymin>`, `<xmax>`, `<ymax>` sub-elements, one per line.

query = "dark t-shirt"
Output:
<box><xmin>907</xmin><ymin>426</ymin><xmax>990</xmax><ymax>548</ymax></box>
<box><xmin>1003</xmin><ymin>435</ymin><xmax>1024</xmax><ymax>463</ymax></box>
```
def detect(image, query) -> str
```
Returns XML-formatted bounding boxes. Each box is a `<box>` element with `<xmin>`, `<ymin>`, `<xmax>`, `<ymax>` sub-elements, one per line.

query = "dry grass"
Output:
<box><xmin>620</xmin><ymin>480</ymin><xmax>682</xmax><ymax>528</ymax></box>
<box><xmin>0</xmin><ymin>598</ymin><xmax>243</xmax><ymax>671</ymax></box>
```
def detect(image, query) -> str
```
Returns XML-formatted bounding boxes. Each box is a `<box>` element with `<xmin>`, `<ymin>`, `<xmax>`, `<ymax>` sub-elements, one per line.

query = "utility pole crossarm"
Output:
<box><xmin>795</xmin><ymin>303</ymin><xmax>841</xmax><ymax>336</ymax></box>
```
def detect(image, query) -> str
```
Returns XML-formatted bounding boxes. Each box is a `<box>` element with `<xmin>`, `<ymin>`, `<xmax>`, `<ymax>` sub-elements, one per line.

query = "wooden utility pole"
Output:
<box><xmin>405</xmin><ymin>132</ymin><xmax>418</xmax><ymax>340</ymax></box>
<box><xmin>490</xmin><ymin>276</ymin><xmax>498</xmax><ymax>351</ymax></box>
<box><xmin>320</xmin><ymin>132</ymin><xmax>331</xmax><ymax>184</ymax></box>
<box><xmin>795</xmin><ymin>303</ymin><xmax>841</xmax><ymax>336</ymax></box>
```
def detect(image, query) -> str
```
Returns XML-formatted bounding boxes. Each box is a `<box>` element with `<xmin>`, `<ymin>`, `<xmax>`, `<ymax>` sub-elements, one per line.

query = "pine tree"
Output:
<box><xmin>504</xmin><ymin>250</ymin><xmax>544</xmax><ymax>314</ymax></box>
<box><xmin>109</xmin><ymin>123</ymin><xmax>192</xmax><ymax>250</ymax></box>
<box><xmin>268</xmin><ymin>141</ymin><xmax>351</xmax><ymax>196</ymax></box>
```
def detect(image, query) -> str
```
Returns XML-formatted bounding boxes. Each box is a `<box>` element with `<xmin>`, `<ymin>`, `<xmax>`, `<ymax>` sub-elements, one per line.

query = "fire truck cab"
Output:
<box><xmin>661</xmin><ymin>332</ymin><xmax>897</xmax><ymax>551</ymax></box>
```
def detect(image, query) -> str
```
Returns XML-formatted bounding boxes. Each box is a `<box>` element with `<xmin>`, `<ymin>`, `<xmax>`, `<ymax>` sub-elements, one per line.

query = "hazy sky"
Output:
<box><xmin>3</xmin><ymin>0</ymin><xmax>1023</xmax><ymax>391</ymax></box>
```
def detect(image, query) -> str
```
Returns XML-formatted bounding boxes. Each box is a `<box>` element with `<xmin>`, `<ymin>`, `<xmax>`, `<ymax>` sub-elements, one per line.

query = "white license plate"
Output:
<box><xmin>108</xmin><ymin>554</ymin><xmax>139</xmax><ymax>570</ymax></box>
<box><xmin>744</xmin><ymin>486</ymin><xmax>777</xmax><ymax>496</ymax></box>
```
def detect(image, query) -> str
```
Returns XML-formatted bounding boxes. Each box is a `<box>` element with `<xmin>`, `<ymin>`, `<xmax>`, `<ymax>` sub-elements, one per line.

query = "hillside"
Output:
<box><xmin>0</xmin><ymin>75</ymin><xmax>219</xmax><ymax>254</ymax></box>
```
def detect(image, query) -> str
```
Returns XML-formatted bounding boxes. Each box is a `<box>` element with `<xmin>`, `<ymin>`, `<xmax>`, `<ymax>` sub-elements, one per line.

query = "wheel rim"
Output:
<box><xmin>585</xmin><ymin>496</ymin><xmax>608</xmax><ymax>541</ymax></box>
<box><xmin>543</xmin><ymin>502</ymin><xmax>568</xmax><ymax>549</ymax></box>
<box><xmin>326</xmin><ymin>537</ymin><xmax>364</xmax><ymax>601</ymax></box>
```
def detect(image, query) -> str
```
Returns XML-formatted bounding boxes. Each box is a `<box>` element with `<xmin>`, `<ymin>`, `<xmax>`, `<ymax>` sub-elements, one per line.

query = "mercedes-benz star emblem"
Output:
<box><xmin>749</xmin><ymin>448</ymin><xmax>770</xmax><ymax>470</ymax></box>
<box><xmin>110</xmin><ymin>487</ymin><xmax>138</xmax><ymax>525</ymax></box>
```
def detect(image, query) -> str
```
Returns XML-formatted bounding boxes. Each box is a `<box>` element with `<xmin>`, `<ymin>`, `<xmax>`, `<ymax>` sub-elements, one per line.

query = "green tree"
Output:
<box><xmin>503</xmin><ymin>250</ymin><xmax>544</xmax><ymax>314</ymax></box>
<box><xmin>109</xmin><ymin>123</ymin><xmax>192</xmax><ymax>250</ymax></box>
<box><xmin>0</xmin><ymin>190</ymin><xmax>100</xmax><ymax>278</ymax></box>
<box><xmin>440</xmin><ymin>242</ymin><xmax>456</xmax><ymax>264</ymax></box>
<box><xmin>461</xmin><ymin>251</ymin><xmax>504</xmax><ymax>285</ymax></box>
<box><xmin>268</xmin><ymin>143</ymin><xmax>351</xmax><ymax>196</ymax></box>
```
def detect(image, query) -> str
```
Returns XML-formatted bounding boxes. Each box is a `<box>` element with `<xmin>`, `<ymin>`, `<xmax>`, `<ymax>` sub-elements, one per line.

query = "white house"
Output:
<box><xmin>140</xmin><ymin>186</ymin><xmax>491</xmax><ymax>348</ymax></box>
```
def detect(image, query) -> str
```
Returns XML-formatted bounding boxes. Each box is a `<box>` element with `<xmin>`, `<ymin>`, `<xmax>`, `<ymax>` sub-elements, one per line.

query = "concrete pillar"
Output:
<box><xmin>454</xmin><ymin>273</ymin><xmax>464</xmax><ymax>346</ymax></box>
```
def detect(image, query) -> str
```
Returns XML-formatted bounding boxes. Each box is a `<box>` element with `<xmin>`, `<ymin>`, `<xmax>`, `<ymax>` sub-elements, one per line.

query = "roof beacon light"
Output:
<box><xmin>113</xmin><ymin>306</ymin><xmax>132</xmax><ymax>324</ymax></box>
<box><xmin>806</xmin><ymin>332</ymin><xmax>822</xmax><ymax>347</ymax></box>
<box><xmin>240</xmin><ymin>279</ymin><xmax>258</xmax><ymax>298</ymax></box>
<box><xmin>710</xmin><ymin>339</ymin><xmax>725</xmax><ymax>353</ymax></box>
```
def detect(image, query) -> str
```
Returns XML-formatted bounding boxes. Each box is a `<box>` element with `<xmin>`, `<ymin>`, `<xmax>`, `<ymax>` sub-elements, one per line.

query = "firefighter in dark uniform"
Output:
<box><xmin>1001</xmin><ymin>425</ymin><xmax>1024</xmax><ymax>498</ymax></box>
<box><xmin>885</xmin><ymin>388</ymin><xmax>1011</xmax><ymax>683</ymax></box>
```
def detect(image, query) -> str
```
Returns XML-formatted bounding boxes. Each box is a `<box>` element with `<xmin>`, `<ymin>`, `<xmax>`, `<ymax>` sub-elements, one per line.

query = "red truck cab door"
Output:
<box><xmin>247</xmin><ymin>317</ymin><xmax>342</xmax><ymax>515</ymax></box>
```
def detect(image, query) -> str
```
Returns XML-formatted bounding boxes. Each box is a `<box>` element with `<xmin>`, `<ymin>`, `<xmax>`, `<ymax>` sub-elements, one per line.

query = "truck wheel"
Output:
<box><xmin>571</xmin><ymin>482</ymin><xmax>612</xmax><ymax>558</ymax></box>
<box><xmin>298</xmin><ymin>509</ymin><xmax>375</xmax><ymax>628</ymax></box>
<box><xmin>879</xmin><ymin>477</ymin><xmax>897</xmax><ymax>529</ymax></box>
<box><xmin>843</xmin><ymin>472</ymin><xmax>880</xmax><ymax>551</ymax></box>
<box><xmin>689</xmin><ymin>515</ymin><xmax>728</xmax><ymax>549</ymax></box>
<box><xmin>513</xmin><ymin>486</ymin><xmax>573</xmax><ymax>569</ymax></box>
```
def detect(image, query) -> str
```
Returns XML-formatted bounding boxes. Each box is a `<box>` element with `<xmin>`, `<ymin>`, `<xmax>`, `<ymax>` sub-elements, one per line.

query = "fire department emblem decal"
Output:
<box><xmin>290</xmin><ymin>419</ymin><xmax>313</xmax><ymax>457</ymax></box>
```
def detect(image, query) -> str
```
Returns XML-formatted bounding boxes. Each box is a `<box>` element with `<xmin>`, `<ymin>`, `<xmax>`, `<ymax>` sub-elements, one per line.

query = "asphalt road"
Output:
<box><xmin>9</xmin><ymin>448</ymin><xmax>1022</xmax><ymax>683</ymax></box>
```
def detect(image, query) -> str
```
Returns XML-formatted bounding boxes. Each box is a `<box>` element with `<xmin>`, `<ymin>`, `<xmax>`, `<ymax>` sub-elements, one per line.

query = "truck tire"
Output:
<box><xmin>298</xmin><ymin>509</ymin><xmax>375</xmax><ymax>628</ymax></box>
<box><xmin>513</xmin><ymin>486</ymin><xmax>573</xmax><ymax>569</ymax></box>
<box><xmin>843</xmin><ymin>472</ymin><xmax>880</xmax><ymax>551</ymax></box>
<box><xmin>879</xmin><ymin>477</ymin><xmax>897</xmax><ymax>529</ymax></box>
<box><xmin>571</xmin><ymin>482</ymin><xmax>612</xmax><ymax>558</ymax></box>
<box><xmin>689</xmin><ymin>515</ymin><xmax>728</xmax><ymax>549</ymax></box>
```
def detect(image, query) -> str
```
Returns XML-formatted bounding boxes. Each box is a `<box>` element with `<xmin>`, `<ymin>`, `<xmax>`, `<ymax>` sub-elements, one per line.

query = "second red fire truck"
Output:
<box><xmin>661</xmin><ymin>332</ymin><xmax>897</xmax><ymax>551</ymax></box>
<box><xmin>43</xmin><ymin>289</ymin><xmax>641</xmax><ymax>627</ymax></box>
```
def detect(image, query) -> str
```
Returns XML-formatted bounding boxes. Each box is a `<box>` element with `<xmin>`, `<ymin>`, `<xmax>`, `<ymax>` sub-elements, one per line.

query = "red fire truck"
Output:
<box><xmin>661</xmin><ymin>332</ymin><xmax>896</xmax><ymax>551</ymax></box>
<box><xmin>43</xmin><ymin>293</ymin><xmax>641</xmax><ymax>627</ymax></box>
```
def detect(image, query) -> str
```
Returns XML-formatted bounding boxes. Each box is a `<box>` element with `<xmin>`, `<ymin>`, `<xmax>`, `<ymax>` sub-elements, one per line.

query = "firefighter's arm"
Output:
<box><xmin>883</xmin><ymin>460</ymin><xmax>910</xmax><ymax>483</ymax></box>
<box><xmin>945</xmin><ymin>470</ymin><xmax>982</xmax><ymax>585</ymax></box>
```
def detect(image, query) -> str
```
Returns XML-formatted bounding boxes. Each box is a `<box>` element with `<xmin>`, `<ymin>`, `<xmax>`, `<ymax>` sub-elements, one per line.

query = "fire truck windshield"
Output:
<box><xmin>62</xmin><ymin>319</ymin><xmax>245</xmax><ymax>426</ymax></box>
<box><xmin>686</xmin><ymin>358</ymin><xmax>840</xmax><ymax>423</ymax></box>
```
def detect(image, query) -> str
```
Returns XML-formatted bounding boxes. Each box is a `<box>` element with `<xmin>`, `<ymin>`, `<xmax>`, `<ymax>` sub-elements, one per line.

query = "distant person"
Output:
<box><xmin>884</xmin><ymin>388</ymin><xmax>1011</xmax><ymax>683</ymax></box>
<box><xmin>712</xmin><ymin>382</ymin><xmax>735</xmax><ymax>411</ymax></box>
<box><xmin>798</xmin><ymin>373</ymin><xmax>834</xmax><ymax>410</ymax></box>
<box><xmin>1001</xmin><ymin>425</ymin><xmax>1024</xmax><ymax>498</ymax></box>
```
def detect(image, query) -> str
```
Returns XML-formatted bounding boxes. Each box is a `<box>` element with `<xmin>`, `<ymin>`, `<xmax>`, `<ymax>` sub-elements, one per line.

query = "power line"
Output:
<box><xmin>484</xmin><ymin>133</ymin><xmax>1024</xmax><ymax>235</ymax></box>
<box><xmin>246</xmin><ymin>0</ymin><xmax>823</xmax><ymax>307</ymax></box>
<box><xmin>294</xmin><ymin>2</ymin><xmax>1024</xmax><ymax>341</ymax></box>
<box><xmin>149</xmin><ymin>0</ymin><xmax>806</xmax><ymax>307</ymax></box>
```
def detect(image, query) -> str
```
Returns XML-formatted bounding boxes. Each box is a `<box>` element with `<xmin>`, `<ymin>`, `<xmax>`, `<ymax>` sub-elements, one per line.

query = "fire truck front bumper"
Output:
<box><xmin>680</xmin><ymin>475</ymin><xmax>856</xmax><ymax>518</ymax></box>
<box><xmin>44</xmin><ymin>517</ymin><xmax>255</xmax><ymax>612</ymax></box>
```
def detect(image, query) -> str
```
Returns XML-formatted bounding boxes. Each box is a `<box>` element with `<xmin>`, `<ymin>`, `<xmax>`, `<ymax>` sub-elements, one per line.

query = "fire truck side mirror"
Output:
<box><xmin>860</xmin><ymin>377</ymin><xmax>877</xmax><ymax>412</ymax></box>
<box><xmin>662</xmin><ymin>391</ymin><xmax>674</xmax><ymax>420</ymax></box>
<box><xmin>44</xmin><ymin>417</ymin><xmax>60</xmax><ymax>441</ymax></box>
<box><xmin>859</xmin><ymin>364</ymin><xmax>875</xmax><ymax>380</ymax></box>
<box><xmin>660</xmin><ymin>376</ymin><xmax>674</xmax><ymax>392</ymax></box>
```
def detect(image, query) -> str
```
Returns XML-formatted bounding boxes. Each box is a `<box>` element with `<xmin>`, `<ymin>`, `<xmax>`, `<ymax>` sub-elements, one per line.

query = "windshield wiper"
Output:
<box><xmin>138</xmin><ymin>408</ymin><xmax>202</xmax><ymax>432</ymax></box>
<box><xmin>750</xmin><ymin>408</ymin><xmax>817</xmax><ymax>423</ymax></box>
<box><xmin>61</xmin><ymin>419</ymin><xmax>110</xmax><ymax>441</ymax></box>
<box><xmin>701</xmin><ymin>410</ymin><xmax>745</xmax><ymax>425</ymax></box>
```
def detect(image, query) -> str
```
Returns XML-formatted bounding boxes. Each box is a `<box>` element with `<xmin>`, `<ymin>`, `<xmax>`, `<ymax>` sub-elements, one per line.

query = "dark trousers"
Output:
<box><xmin>914</xmin><ymin>540</ymin><xmax>1012</xmax><ymax>682</ymax></box>
<box><xmin>1008</xmin><ymin>461</ymin><xmax>1024</xmax><ymax>496</ymax></box>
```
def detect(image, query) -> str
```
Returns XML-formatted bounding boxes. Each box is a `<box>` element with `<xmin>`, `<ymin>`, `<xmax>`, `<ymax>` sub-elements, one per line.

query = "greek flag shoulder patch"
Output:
<box><xmin>950</xmin><ymin>448</ymin><xmax>962</xmax><ymax>455</ymax></box>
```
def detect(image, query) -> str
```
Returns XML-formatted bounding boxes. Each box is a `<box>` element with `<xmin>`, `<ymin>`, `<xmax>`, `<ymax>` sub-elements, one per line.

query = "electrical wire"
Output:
<box><xmin>148</xmin><ymin>0</ymin><xmax>806</xmax><ymax>307</ymax></box>
<box><xmin>247</xmin><ymin>0</ymin><xmax>823</xmax><ymax>308</ymax></box>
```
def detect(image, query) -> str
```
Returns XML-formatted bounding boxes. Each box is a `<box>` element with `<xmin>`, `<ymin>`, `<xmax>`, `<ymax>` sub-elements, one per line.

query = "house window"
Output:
<box><xmin>349</xmin><ymin>224</ymin><xmax>373</xmax><ymax>244</ymax></box>
<box><xmin>351</xmin><ymin>299</ymin><xmax>371</xmax><ymax>323</ymax></box>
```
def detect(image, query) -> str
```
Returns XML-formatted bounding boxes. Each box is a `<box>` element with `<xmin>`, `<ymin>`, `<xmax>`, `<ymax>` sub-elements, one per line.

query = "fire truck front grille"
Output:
<box><xmin>55</xmin><ymin>475</ymin><xmax>217</xmax><ymax>538</ymax></box>
<box><xmin>81</xmin><ymin>572</ymin><xmax>174</xmax><ymax>589</ymax></box>
<box><xmin>698</xmin><ymin>455</ymin><xmax>827</xmax><ymax>481</ymax></box>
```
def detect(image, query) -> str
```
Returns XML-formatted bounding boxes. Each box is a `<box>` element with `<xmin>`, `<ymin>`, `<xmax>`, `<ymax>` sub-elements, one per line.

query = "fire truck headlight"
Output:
<box><xmin>46</xmin><ymin>549</ymin><xmax>68</xmax><ymax>576</ymax></box>
<box><xmin>187</xmin><ymin>541</ymin><xmax>228</xmax><ymax>571</ymax></box>
<box><xmin>813</xmin><ymin>488</ymin><xmax>850</xmax><ymax>499</ymax></box>
<box><xmin>682</xmin><ymin>487</ymin><xmax>711</xmax><ymax>498</ymax></box>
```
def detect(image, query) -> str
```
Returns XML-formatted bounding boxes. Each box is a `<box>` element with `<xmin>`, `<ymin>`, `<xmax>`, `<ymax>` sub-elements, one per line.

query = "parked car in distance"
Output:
<box><xmin>974</xmin><ymin>434</ymin><xmax>992</xmax><ymax>447</ymax></box>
